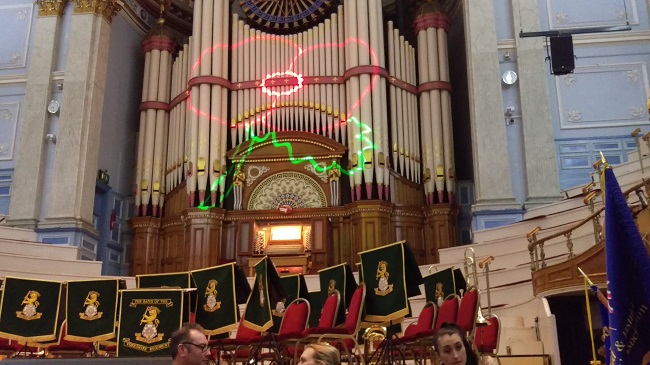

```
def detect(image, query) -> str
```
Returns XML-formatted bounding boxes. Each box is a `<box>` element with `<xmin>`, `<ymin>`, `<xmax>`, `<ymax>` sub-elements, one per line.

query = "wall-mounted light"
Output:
<box><xmin>47</xmin><ymin>100</ymin><xmax>60</xmax><ymax>114</ymax></box>
<box><xmin>502</xmin><ymin>70</ymin><xmax>518</xmax><ymax>85</ymax></box>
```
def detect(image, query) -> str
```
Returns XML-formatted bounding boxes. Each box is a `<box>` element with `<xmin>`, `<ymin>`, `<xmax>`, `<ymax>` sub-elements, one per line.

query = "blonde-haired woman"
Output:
<box><xmin>298</xmin><ymin>343</ymin><xmax>340</xmax><ymax>365</ymax></box>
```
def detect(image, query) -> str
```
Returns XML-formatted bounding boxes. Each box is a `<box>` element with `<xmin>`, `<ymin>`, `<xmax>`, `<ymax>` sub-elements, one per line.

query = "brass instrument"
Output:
<box><xmin>463</xmin><ymin>247</ymin><xmax>488</xmax><ymax>326</ymax></box>
<box><xmin>363</xmin><ymin>325</ymin><xmax>387</xmax><ymax>365</ymax></box>
<box><xmin>478</xmin><ymin>256</ymin><xmax>495</xmax><ymax>315</ymax></box>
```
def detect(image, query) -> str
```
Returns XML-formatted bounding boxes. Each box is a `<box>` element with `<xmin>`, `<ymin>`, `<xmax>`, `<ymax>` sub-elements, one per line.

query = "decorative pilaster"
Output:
<box><xmin>512</xmin><ymin>0</ymin><xmax>562</xmax><ymax>208</ymax></box>
<box><xmin>423</xmin><ymin>204</ymin><xmax>458</xmax><ymax>263</ymax></box>
<box><xmin>72</xmin><ymin>0</ymin><xmax>121</xmax><ymax>22</ymax></box>
<box><xmin>36</xmin><ymin>0</ymin><xmax>68</xmax><ymax>17</ymax></box>
<box><xmin>183</xmin><ymin>208</ymin><xmax>224</xmax><ymax>271</ymax></box>
<box><xmin>348</xmin><ymin>201</ymin><xmax>393</xmax><ymax>264</ymax></box>
<box><xmin>463</xmin><ymin>0</ymin><xmax>520</xmax><ymax>214</ymax></box>
<box><xmin>40</xmin><ymin>0</ymin><xmax>116</xmax><ymax>233</ymax></box>
<box><xmin>6</xmin><ymin>1</ymin><xmax>67</xmax><ymax>229</ymax></box>
<box><xmin>129</xmin><ymin>216</ymin><xmax>161</xmax><ymax>275</ymax></box>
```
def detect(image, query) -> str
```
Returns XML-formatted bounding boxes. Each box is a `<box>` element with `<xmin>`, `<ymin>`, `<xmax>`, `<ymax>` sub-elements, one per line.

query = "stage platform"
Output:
<box><xmin>1</xmin><ymin>358</ymin><xmax>169</xmax><ymax>364</ymax></box>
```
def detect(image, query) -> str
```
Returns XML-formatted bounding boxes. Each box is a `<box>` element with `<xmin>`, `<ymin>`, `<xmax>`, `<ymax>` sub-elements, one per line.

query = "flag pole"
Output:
<box><xmin>579</xmin><ymin>267</ymin><xmax>602</xmax><ymax>365</ymax></box>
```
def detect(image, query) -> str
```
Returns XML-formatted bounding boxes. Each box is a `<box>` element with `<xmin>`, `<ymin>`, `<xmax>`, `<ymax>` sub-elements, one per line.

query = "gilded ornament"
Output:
<box><xmin>37</xmin><ymin>0</ymin><xmax>68</xmax><ymax>17</ymax></box>
<box><xmin>73</xmin><ymin>0</ymin><xmax>122</xmax><ymax>22</ymax></box>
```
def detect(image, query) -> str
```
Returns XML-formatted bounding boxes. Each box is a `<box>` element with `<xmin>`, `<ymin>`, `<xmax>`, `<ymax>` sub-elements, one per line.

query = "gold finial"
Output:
<box><xmin>158</xmin><ymin>0</ymin><xmax>170</xmax><ymax>24</ymax></box>
<box><xmin>599</xmin><ymin>151</ymin><xmax>610</xmax><ymax>170</ymax></box>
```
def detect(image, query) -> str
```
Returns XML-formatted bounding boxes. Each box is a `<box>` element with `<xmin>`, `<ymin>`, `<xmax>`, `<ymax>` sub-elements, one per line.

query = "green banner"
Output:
<box><xmin>359</xmin><ymin>241</ymin><xmax>410</xmax><ymax>322</ymax></box>
<box><xmin>269</xmin><ymin>274</ymin><xmax>308</xmax><ymax>333</ymax></box>
<box><xmin>242</xmin><ymin>257</ymin><xmax>284</xmax><ymax>332</ymax></box>
<box><xmin>423</xmin><ymin>267</ymin><xmax>466</xmax><ymax>307</ymax></box>
<box><xmin>0</xmin><ymin>276</ymin><xmax>63</xmax><ymax>342</ymax></box>
<box><xmin>136</xmin><ymin>272</ymin><xmax>194</xmax><ymax>323</ymax></box>
<box><xmin>66</xmin><ymin>279</ymin><xmax>119</xmax><ymax>342</ymax></box>
<box><xmin>117</xmin><ymin>288</ymin><xmax>184</xmax><ymax>357</ymax></box>
<box><xmin>318</xmin><ymin>263</ymin><xmax>356</xmax><ymax>326</ymax></box>
<box><xmin>190</xmin><ymin>263</ymin><xmax>239</xmax><ymax>335</ymax></box>
<box><xmin>307</xmin><ymin>290</ymin><xmax>322</xmax><ymax>328</ymax></box>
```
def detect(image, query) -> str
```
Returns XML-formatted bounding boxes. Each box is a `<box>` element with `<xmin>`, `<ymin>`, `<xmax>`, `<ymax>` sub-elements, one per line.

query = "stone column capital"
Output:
<box><xmin>73</xmin><ymin>0</ymin><xmax>122</xmax><ymax>22</ymax></box>
<box><xmin>36</xmin><ymin>0</ymin><xmax>69</xmax><ymax>17</ymax></box>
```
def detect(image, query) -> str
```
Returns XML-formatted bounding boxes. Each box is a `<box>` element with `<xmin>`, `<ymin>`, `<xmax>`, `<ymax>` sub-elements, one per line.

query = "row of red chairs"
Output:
<box><xmin>0</xmin><ymin>321</ymin><xmax>95</xmax><ymax>359</ymax></box>
<box><xmin>211</xmin><ymin>283</ymin><xmax>367</xmax><ymax>364</ymax></box>
<box><xmin>393</xmin><ymin>286</ymin><xmax>501</xmax><ymax>364</ymax></box>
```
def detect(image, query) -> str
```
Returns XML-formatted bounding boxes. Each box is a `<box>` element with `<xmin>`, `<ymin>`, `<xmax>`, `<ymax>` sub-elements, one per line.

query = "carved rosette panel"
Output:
<box><xmin>248</xmin><ymin>172</ymin><xmax>327</xmax><ymax>210</ymax></box>
<box><xmin>246</xmin><ymin>165</ymin><xmax>271</xmax><ymax>186</ymax></box>
<box><xmin>304</xmin><ymin>162</ymin><xmax>328</xmax><ymax>183</ymax></box>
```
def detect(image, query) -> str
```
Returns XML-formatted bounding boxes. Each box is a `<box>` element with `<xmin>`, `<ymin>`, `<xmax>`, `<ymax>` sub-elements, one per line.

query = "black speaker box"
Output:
<box><xmin>550</xmin><ymin>35</ymin><xmax>575</xmax><ymax>75</ymax></box>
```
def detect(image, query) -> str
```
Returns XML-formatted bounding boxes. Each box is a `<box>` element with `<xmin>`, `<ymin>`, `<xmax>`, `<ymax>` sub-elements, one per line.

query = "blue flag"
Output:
<box><xmin>604</xmin><ymin>168</ymin><xmax>650</xmax><ymax>365</ymax></box>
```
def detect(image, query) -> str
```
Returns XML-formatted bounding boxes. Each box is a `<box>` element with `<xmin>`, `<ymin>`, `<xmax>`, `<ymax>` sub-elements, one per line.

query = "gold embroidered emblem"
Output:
<box><xmin>435</xmin><ymin>283</ymin><xmax>445</xmax><ymax>307</ymax></box>
<box><xmin>80</xmin><ymin>291</ymin><xmax>103</xmax><ymax>320</ymax></box>
<box><xmin>135</xmin><ymin>306</ymin><xmax>164</xmax><ymax>344</ymax></box>
<box><xmin>327</xmin><ymin>279</ymin><xmax>336</xmax><ymax>295</ymax></box>
<box><xmin>257</xmin><ymin>274</ymin><xmax>265</xmax><ymax>308</ymax></box>
<box><xmin>374</xmin><ymin>261</ymin><xmax>393</xmax><ymax>296</ymax></box>
<box><xmin>272</xmin><ymin>299</ymin><xmax>286</xmax><ymax>317</ymax></box>
<box><xmin>17</xmin><ymin>290</ymin><xmax>42</xmax><ymax>320</ymax></box>
<box><xmin>203</xmin><ymin>280</ymin><xmax>221</xmax><ymax>312</ymax></box>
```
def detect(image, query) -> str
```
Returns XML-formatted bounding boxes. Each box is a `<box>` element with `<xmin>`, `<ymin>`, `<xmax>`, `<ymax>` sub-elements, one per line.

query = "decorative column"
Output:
<box><xmin>414</xmin><ymin>2</ymin><xmax>455</xmax><ymax>205</ymax></box>
<box><xmin>6</xmin><ymin>0</ymin><xmax>68</xmax><ymax>229</ymax></box>
<box><xmin>183</xmin><ymin>208</ymin><xmax>224</xmax><ymax>271</ymax></box>
<box><xmin>129</xmin><ymin>216</ymin><xmax>161</xmax><ymax>275</ymax></box>
<box><xmin>40</xmin><ymin>0</ymin><xmax>121</xmax><ymax>238</ymax></box>
<box><xmin>134</xmin><ymin>15</ymin><xmax>176</xmax><ymax>217</ymax></box>
<box><xmin>512</xmin><ymin>0</ymin><xmax>562</xmax><ymax>208</ymax></box>
<box><xmin>348</xmin><ymin>201</ymin><xmax>393</xmax><ymax>265</ymax></box>
<box><xmin>423</xmin><ymin>204</ymin><xmax>459</xmax><ymax>263</ymax></box>
<box><xmin>463</xmin><ymin>0</ymin><xmax>520</xmax><ymax>216</ymax></box>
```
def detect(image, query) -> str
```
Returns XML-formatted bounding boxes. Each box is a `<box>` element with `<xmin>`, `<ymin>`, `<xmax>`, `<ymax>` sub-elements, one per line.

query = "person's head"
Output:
<box><xmin>433</xmin><ymin>322</ymin><xmax>479</xmax><ymax>365</ymax></box>
<box><xmin>298</xmin><ymin>343</ymin><xmax>341</xmax><ymax>365</ymax></box>
<box><xmin>170</xmin><ymin>322</ymin><xmax>210</xmax><ymax>364</ymax></box>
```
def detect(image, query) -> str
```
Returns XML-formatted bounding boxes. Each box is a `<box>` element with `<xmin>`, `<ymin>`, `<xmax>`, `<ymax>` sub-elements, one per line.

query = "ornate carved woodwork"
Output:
<box><xmin>423</xmin><ymin>204</ymin><xmax>459</xmax><ymax>263</ymax></box>
<box><xmin>129</xmin><ymin>216</ymin><xmax>161</xmax><ymax>275</ymax></box>
<box><xmin>531</xmin><ymin>241</ymin><xmax>607</xmax><ymax>297</ymax></box>
<box><xmin>130</xmin><ymin>131</ymin><xmax>459</xmax><ymax>275</ymax></box>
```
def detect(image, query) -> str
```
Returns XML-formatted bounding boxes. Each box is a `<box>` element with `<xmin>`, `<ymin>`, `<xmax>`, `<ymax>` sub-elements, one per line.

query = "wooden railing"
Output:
<box><xmin>526</xmin><ymin>178</ymin><xmax>650</xmax><ymax>272</ymax></box>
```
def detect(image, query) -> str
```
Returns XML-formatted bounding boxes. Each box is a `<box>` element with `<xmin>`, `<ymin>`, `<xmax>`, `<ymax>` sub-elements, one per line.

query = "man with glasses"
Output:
<box><xmin>170</xmin><ymin>323</ymin><xmax>212</xmax><ymax>365</ymax></box>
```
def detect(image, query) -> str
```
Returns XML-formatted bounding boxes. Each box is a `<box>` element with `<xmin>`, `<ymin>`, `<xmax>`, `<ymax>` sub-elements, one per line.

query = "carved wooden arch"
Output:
<box><xmin>248</xmin><ymin>171</ymin><xmax>328</xmax><ymax>210</ymax></box>
<box><xmin>227</xmin><ymin>131</ymin><xmax>347</xmax><ymax>211</ymax></box>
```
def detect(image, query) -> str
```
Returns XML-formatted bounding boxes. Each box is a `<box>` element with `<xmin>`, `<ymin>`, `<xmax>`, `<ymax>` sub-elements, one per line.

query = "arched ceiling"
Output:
<box><xmin>133</xmin><ymin>0</ymin><xmax>462</xmax><ymax>42</ymax></box>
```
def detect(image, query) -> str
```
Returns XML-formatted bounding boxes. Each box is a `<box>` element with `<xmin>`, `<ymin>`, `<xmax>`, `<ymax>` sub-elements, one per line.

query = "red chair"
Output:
<box><xmin>102</xmin><ymin>344</ymin><xmax>116</xmax><ymax>357</ymax></box>
<box><xmin>414</xmin><ymin>294</ymin><xmax>460</xmax><ymax>364</ymax></box>
<box><xmin>474</xmin><ymin>314</ymin><xmax>501</xmax><ymax>365</ymax></box>
<box><xmin>212</xmin><ymin>315</ymin><xmax>262</xmax><ymax>365</ymax></box>
<box><xmin>394</xmin><ymin>301</ymin><xmax>437</xmax><ymax>362</ymax></box>
<box><xmin>309</xmin><ymin>283</ymin><xmax>366</xmax><ymax>364</ymax></box>
<box><xmin>0</xmin><ymin>337</ymin><xmax>21</xmax><ymax>357</ymax></box>
<box><xmin>457</xmin><ymin>287</ymin><xmax>480</xmax><ymax>338</ymax></box>
<box><xmin>435</xmin><ymin>294</ymin><xmax>460</xmax><ymax>329</ymax></box>
<box><xmin>46</xmin><ymin>320</ymin><xmax>95</xmax><ymax>357</ymax></box>
<box><xmin>257</xmin><ymin>298</ymin><xmax>311</xmax><ymax>363</ymax></box>
<box><xmin>292</xmin><ymin>290</ymin><xmax>341</xmax><ymax>360</ymax></box>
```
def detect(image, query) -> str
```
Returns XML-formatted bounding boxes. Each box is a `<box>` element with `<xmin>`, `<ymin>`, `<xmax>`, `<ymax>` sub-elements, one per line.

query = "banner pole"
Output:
<box><xmin>579</xmin><ymin>267</ymin><xmax>602</xmax><ymax>365</ymax></box>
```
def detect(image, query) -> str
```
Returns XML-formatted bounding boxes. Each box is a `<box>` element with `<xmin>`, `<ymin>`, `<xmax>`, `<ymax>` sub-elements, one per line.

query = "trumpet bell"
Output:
<box><xmin>476</xmin><ymin>307</ymin><xmax>490</xmax><ymax>327</ymax></box>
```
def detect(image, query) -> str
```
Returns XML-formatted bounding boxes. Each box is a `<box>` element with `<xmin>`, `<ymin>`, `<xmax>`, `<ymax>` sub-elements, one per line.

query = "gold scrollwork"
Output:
<box><xmin>37</xmin><ymin>0</ymin><xmax>68</xmax><ymax>17</ymax></box>
<box><xmin>73</xmin><ymin>0</ymin><xmax>122</xmax><ymax>22</ymax></box>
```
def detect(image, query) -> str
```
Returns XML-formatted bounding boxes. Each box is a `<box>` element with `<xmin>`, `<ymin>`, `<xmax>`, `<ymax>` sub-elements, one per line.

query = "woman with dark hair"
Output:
<box><xmin>433</xmin><ymin>322</ymin><xmax>479</xmax><ymax>365</ymax></box>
